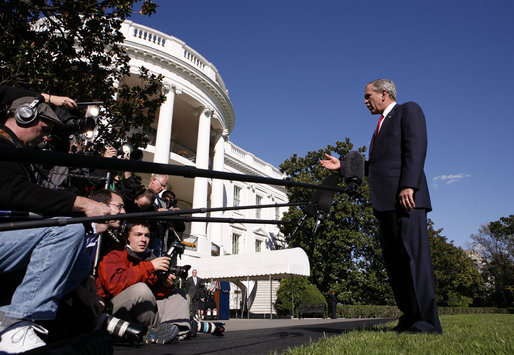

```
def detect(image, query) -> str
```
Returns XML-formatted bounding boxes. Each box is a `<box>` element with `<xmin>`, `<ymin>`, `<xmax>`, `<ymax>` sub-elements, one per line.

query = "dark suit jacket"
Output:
<box><xmin>186</xmin><ymin>276</ymin><xmax>202</xmax><ymax>299</ymax></box>
<box><xmin>367</xmin><ymin>102</ymin><xmax>431</xmax><ymax>212</ymax></box>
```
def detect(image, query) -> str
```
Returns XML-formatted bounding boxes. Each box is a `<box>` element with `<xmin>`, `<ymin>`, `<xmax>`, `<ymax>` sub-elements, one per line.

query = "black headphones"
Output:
<box><xmin>14</xmin><ymin>98</ymin><xmax>42</xmax><ymax>126</ymax></box>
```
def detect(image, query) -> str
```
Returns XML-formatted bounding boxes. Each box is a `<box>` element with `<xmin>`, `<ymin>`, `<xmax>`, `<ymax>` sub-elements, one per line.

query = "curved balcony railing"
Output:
<box><xmin>121</xmin><ymin>21</ymin><xmax>229</xmax><ymax>95</ymax></box>
<box><xmin>226</xmin><ymin>142</ymin><xmax>284</xmax><ymax>179</ymax></box>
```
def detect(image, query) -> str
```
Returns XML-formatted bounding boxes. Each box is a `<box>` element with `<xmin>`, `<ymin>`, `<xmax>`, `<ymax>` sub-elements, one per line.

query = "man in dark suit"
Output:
<box><xmin>321</xmin><ymin>79</ymin><xmax>442</xmax><ymax>334</ymax></box>
<box><xmin>329</xmin><ymin>291</ymin><xmax>338</xmax><ymax>319</ymax></box>
<box><xmin>186</xmin><ymin>269</ymin><xmax>202</xmax><ymax>317</ymax></box>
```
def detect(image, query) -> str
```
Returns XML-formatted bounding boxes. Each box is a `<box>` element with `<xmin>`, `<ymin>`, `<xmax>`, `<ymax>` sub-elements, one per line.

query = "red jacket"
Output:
<box><xmin>96</xmin><ymin>246</ymin><xmax>172</xmax><ymax>300</ymax></box>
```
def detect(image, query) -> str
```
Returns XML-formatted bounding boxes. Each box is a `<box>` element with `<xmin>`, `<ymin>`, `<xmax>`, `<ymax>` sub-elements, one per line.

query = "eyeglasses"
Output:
<box><xmin>107</xmin><ymin>202</ymin><xmax>125</xmax><ymax>211</ymax></box>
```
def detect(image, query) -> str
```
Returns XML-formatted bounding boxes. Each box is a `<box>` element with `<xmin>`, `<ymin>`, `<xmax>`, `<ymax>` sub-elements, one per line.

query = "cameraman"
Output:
<box><xmin>95</xmin><ymin>221</ymin><xmax>188</xmax><ymax>343</ymax></box>
<box><xmin>0</xmin><ymin>96</ymin><xmax>111</xmax><ymax>353</ymax></box>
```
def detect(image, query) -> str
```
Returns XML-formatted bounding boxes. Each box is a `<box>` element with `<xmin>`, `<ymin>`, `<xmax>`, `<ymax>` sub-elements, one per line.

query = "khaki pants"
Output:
<box><xmin>111</xmin><ymin>283</ymin><xmax>191</xmax><ymax>332</ymax></box>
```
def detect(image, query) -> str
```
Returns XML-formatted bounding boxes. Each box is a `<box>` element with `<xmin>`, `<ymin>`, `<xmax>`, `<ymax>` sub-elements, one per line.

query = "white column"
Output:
<box><xmin>208</xmin><ymin>128</ymin><xmax>228</xmax><ymax>245</ymax></box>
<box><xmin>153</xmin><ymin>84</ymin><xmax>179</xmax><ymax>164</ymax></box>
<box><xmin>190</xmin><ymin>107</ymin><xmax>212</xmax><ymax>246</ymax></box>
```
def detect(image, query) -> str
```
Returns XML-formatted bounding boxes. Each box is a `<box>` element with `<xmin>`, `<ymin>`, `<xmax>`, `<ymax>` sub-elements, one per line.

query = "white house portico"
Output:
<box><xmin>119</xmin><ymin>21</ymin><xmax>308</xmax><ymax>316</ymax></box>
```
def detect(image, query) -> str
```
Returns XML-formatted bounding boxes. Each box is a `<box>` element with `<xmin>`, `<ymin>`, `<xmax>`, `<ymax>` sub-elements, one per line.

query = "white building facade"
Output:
<box><xmin>120</xmin><ymin>21</ymin><xmax>295</xmax><ymax>315</ymax></box>
<box><xmin>120</xmin><ymin>20</ymin><xmax>288</xmax><ymax>256</ymax></box>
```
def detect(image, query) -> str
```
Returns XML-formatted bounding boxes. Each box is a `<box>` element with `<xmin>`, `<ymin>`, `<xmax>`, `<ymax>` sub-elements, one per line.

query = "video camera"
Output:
<box><xmin>43</xmin><ymin>102</ymin><xmax>102</xmax><ymax>152</ymax></box>
<box><xmin>156</xmin><ymin>241</ymin><xmax>191</xmax><ymax>280</ymax></box>
<box><xmin>117</xmin><ymin>142</ymin><xmax>143</xmax><ymax>161</ymax></box>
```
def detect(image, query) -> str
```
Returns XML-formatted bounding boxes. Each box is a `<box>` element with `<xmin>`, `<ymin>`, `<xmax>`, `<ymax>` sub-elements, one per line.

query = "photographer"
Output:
<box><xmin>95</xmin><ymin>221</ymin><xmax>224</xmax><ymax>343</ymax></box>
<box><xmin>84</xmin><ymin>189</ymin><xmax>126</xmax><ymax>268</ymax></box>
<box><xmin>95</xmin><ymin>221</ymin><xmax>187</xmax><ymax>343</ymax></box>
<box><xmin>0</xmin><ymin>96</ymin><xmax>111</xmax><ymax>353</ymax></box>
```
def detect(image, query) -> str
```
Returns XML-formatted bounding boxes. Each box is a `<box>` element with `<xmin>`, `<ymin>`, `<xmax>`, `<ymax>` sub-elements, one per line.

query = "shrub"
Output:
<box><xmin>335</xmin><ymin>304</ymin><xmax>509</xmax><ymax>318</ymax></box>
<box><xmin>275</xmin><ymin>277</ymin><xmax>326</xmax><ymax>317</ymax></box>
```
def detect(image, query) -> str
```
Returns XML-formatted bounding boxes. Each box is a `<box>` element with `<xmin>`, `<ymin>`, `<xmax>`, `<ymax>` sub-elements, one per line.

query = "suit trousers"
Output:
<box><xmin>375</xmin><ymin>208</ymin><xmax>442</xmax><ymax>333</ymax></box>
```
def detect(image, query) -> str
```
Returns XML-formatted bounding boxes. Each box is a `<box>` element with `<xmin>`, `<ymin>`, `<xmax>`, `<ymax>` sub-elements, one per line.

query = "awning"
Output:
<box><xmin>185</xmin><ymin>247</ymin><xmax>310</xmax><ymax>282</ymax></box>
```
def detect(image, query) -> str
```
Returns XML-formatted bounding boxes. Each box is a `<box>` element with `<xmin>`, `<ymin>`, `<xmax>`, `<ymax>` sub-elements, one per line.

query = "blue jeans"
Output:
<box><xmin>0</xmin><ymin>223</ymin><xmax>88</xmax><ymax>320</ymax></box>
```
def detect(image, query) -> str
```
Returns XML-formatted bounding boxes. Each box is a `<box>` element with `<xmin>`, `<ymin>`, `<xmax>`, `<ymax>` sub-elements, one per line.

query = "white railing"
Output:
<box><xmin>121</xmin><ymin>21</ymin><xmax>228</xmax><ymax>94</ymax></box>
<box><xmin>132</xmin><ymin>27</ymin><xmax>166</xmax><ymax>47</ymax></box>
<box><xmin>226</xmin><ymin>142</ymin><xmax>283</xmax><ymax>178</ymax></box>
<box><xmin>230</xmin><ymin>144</ymin><xmax>247</xmax><ymax>159</ymax></box>
<box><xmin>183</xmin><ymin>49</ymin><xmax>205</xmax><ymax>70</ymax></box>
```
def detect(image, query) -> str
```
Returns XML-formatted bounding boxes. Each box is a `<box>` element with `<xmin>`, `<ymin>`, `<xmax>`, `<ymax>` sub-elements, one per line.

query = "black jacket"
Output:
<box><xmin>0</xmin><ymin>126</ymin><xmax>76</xmax><ymax>215</ymax></box>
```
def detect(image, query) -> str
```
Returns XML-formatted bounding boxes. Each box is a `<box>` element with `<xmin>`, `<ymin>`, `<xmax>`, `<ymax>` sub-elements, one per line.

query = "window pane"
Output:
<box><xmin>256</xmin><ymin>195</ymin><xmax>262</xmax><ymax>218</ymax></box>
<box><xmin>232</xmin><ymin>233</ymin><xmax>240</xmax><ymax>254</ymax></box>
<box><xmin>255</xmin><ymin>240</ymin><xmax>261</xmax><ymax>252</ymax></box>
<box><xmin>233</xmin><ymin>186</ymin><xmax>241</xmax><ymax>207</ymax></box>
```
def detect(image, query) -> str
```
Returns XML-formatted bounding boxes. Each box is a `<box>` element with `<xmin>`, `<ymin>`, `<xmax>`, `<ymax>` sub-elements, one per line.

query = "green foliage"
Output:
<box><xmin>303</xmin><ymin>284</ymin><xmax>327</xmax><ymax>305</ymax></box>
<box><xmin>0</xmin><ymin>0</ymin><xmax>163</xmax><ymax>152</ymax></box>
<box><xmin>275</xmin><ymin>277</ymin><xmax>326</xmax><ymax>317</ymax></box>
<box><xmin>335</xmin><ymin>304</ymin><xmax>508</xmax><ymax>319</ymax></box>
<box><xmin>279</xmin><ymin>140</ymin><xmax>393</xmax><ymax>305</ymax></box>
<box><xmin>337</xmin><ymin>305</ymin><xmax>402</xmax><ymax>319</ymax></box>
<box><xmin>427</xmin><ymin>219</ymin><xmax>483</xmax><ymax>307</ymax></box>
<box><xmin>471</xmin><ymin>215</ymin><xmax>514</xmax><ymax>307</ymax></box>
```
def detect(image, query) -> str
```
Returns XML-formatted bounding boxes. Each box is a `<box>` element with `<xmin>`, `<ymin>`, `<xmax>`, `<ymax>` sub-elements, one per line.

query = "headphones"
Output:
<box><xmin>14</xmin><ymin>98</ymin><xmax>42</xmax><ymax>126</ymax></box>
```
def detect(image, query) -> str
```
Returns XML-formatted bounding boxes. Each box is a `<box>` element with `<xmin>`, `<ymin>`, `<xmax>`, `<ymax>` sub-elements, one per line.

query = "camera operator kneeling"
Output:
<box><xmin>95</xmin><ymin>221</ymin><xmax>189</xmax><ymax>344</ymax></box>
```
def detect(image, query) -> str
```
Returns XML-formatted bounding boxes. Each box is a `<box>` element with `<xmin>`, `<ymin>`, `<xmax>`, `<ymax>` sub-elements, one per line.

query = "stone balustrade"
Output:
<box><xmin>121</xmin><ymin>21</ymin><xmax>228</xmax><ymax>94</ymax></box>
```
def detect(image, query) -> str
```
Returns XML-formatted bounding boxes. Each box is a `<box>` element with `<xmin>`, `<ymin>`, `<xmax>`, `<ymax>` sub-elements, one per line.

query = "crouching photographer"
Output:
<box><xmin>95</xmin><ymin>221</ymin><xmax>225</xmax><ymax>344</ymax></box>
<box><xmin>95</xmin><ymin>220</ymin><xmax>188</xmax><ymax>344</ymax></box>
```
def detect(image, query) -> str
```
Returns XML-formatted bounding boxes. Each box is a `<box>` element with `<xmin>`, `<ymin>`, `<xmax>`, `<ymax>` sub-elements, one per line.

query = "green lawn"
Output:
<box><xmin>283</xmin><ymin>314</ymin><xmax>513</xmax><ymax>354</ymax></box>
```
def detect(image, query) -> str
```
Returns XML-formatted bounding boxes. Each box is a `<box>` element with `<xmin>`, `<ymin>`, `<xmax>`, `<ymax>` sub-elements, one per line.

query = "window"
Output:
<box><xmin>255</xmin><ymin>240</ymin><xmax>262</xmax><ymax>252</ymax></box>
<box><xmin>232</xmin><ymin>233</ymin><xmax>240</xmax><ymax>254</ymax></box>
<box><xmin>256</xmin><ymin>195</ymin><xmax>262</xmax><ymax>219</ymax></box>
<box><xmin>233</xmin><ymin>186</ymin><xmax>241</xmax><ymax>207</ymax></box>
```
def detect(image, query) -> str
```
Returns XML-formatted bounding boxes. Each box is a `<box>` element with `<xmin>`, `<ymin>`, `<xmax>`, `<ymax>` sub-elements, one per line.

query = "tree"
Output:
<box><xmin>471</xmin><ymin>215</ymin><xmax>514</xmax><ymax>307</ymax></box>
<box><xmin>279</xmin><ymin>140</ymin><xmax>394</xmax><ymax>305</ymax></box>
<box><xmin>427</xmin><ymin>219</ymin><xmax>483</xmax><ymax>307</ymax></box>
<box><xmin>0</xmin><ymin>0</ymin><xmax>163</xmax><ymax>152</ymax></box>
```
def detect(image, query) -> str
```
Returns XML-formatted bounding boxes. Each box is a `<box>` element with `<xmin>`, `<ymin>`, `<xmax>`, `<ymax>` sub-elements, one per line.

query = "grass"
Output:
<box><xmin>282</xmin><ymin>314</ymin><xmax>514</xmax><ymax>354</ymax></box>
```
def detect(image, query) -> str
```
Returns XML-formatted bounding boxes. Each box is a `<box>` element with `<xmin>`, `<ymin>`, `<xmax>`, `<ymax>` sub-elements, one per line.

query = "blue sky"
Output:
<box><xmin>133</xmin><ymin>0</ymin><xmax>514</xmax><ymax>249</ymax></box>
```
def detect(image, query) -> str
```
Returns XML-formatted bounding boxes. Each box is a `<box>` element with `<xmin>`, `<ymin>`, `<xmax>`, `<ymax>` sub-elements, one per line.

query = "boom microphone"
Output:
<box><xmin>343</xmin><ymin>151</ymin><xmax>364</xmax><ymax>194</ymax></box>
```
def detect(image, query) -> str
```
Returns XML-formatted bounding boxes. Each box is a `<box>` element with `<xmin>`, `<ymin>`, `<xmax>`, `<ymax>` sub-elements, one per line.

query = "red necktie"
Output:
<box><xmin>370</xmin><ymin>115</ymin><xmax>384</xmax><ymax>155</ymax></box>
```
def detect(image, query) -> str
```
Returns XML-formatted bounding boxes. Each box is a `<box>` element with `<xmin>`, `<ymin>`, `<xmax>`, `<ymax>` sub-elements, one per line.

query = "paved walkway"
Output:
<box><xmin>113</xmin><ymin>317</ymin><xmax>395</xmax><ymax>354</ymax></box>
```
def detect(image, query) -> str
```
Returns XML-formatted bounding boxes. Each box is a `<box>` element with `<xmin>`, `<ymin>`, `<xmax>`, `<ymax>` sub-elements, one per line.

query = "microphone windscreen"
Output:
<box><xmin>343</xmin><ymin>151</ymin><xmax>364</xmax><ymax>184</ymax></box>
<box><xmin>301</xmin><ymin>174</ymin><xmax>339</xmax><ymax>216</ymax></box>
<box><xmin>301</xmin><ymin>189</ymin><xmax>320</xmax><ymax>216</ymax></box>
<box><xmin>317</xmin><ymin>174</ymin><xmax>339</xmax><ymax>213</ymax></box>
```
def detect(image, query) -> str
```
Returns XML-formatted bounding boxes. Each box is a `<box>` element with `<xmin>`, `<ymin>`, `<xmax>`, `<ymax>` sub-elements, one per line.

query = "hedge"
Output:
<box><xmin>336</xmin><ymin>305</ymin><xmax>510</xmax><ymax>318</ymax></box>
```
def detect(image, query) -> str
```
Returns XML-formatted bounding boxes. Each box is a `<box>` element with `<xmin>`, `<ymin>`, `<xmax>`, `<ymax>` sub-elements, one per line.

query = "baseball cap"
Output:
<box><xmin>9</xmin><ymin>96</ymin><xmax>63</xmax><ymax>126</ymax></box>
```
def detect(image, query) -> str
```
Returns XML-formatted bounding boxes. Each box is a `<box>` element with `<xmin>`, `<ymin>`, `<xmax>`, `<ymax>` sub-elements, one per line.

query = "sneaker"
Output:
<box><xmin>142</xmin><ymin>322</ymin><xmax>179</xmax><ymax>344</ymax></box>
<box><xmin>0</xmin><ymin>321</ymin><xmax>47</xmax><ymax>353</ymax></box>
